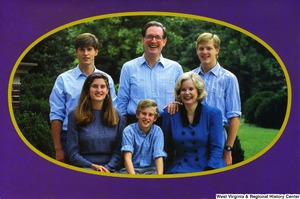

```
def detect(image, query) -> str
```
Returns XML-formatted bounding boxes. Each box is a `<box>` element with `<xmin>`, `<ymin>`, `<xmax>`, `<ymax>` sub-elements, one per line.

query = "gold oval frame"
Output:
<box><xmin>8</xmin><ymin>11</ymin><xmax>291</xmax><ymax>179</ymax></box>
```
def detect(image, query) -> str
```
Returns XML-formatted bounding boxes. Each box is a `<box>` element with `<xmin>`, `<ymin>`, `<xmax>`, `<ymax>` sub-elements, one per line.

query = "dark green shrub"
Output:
<box><xmin>255</xmin><ymin>91</ymin><xmax>287</xmax><ymax>129</ymax></box>
<box><xmin>13</xmin><ymin>73</ymin><xmax>55</xmax><ymax>158</ymax></box>
<box><xmin>14</xmin><ymin>111</ymin><xmax>54</xmax><ymax>157</ymax></box>
<box><xmin>243</xmin><ymin>91</ymin><xmax>275</xmax><ymax>124</ymax></box>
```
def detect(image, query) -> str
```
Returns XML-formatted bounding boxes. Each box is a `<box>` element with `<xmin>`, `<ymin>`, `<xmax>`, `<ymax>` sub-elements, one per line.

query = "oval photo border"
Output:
<box><xmin>8</xmin><ymin>11</ymin><xmax>291</xmax><ymax>179</ymax></box>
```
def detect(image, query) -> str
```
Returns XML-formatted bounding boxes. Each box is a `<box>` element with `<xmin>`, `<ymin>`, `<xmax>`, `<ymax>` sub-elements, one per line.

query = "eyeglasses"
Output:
<box><xmin>144</xmin><ymin>35</ymin><xmax>164</xmax><ymax>42</ymax></box>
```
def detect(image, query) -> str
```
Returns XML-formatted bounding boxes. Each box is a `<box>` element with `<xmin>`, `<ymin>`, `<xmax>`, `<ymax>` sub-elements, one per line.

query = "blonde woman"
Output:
<box><xmin>162</xmin><ymin>71</ymin><xmax>225</xmax><ymax>174</ymax></box>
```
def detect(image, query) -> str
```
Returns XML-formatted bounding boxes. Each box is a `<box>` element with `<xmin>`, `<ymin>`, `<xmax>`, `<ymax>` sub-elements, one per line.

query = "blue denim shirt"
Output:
<box><xmin>118</xmin><ymin>54</ymin><xmax>183</xmax><ymax>115</ymax></box>
<box><xmin>121</xmin><ymin>123</ymin><xmax>167</xmax><ymax>167</ymax></box>
<box><xmin>49</xmin><ymin>65</ymin><xmax>117</xmax><ymax>131</ymax></box>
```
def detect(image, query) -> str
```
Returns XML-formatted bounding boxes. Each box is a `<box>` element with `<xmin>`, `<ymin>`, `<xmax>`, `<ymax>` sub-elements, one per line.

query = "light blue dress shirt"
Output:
<box><xmin>121</xmin><ymin>123</ymin><xmax>167</xmax><ymax>168</ymax></box>
<box><xmin>192</xmin><ymin>63</ymin><xmax>241</xmax><ymax>126</ymax></box>
<box><xmin>118</xmin><ymin>54</ymin><xmax>183</xmax><ymax>115</ymax></box>
<box><xmin>49</xmin><ymin>65</ymin><xmax>117</xmax><ymax>131</ymax></box>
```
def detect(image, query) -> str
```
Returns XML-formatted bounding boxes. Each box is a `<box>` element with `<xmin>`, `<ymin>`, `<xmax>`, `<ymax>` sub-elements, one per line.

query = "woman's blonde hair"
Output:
<box><xmin>74</xmin><ymin>73</ymin><xmax>119</xmax><ymax>127</ymax></box>
<box><xmin>174</xmin><ymin>71</ymin><xmax>207</xmax><ymax>103</ymax></box>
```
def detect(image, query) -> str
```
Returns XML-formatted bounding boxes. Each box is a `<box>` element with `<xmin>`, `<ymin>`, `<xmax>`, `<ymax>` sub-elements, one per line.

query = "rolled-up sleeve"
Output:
<box><xmin>225</xmin><ymin>74</ymin><xmax>242</xmax><ymax>119</ymax></box>
<box><xmin>153</xmin><ymin>128</ymin><xmax>167</xmax><ymax>160</ymax></box>
<box><xmin>49</xmin><ymin>76</ymin><xmax>66</xmax><ymax>122</ymax></box>
<box><xmin>121</xmin><ymin>126</ymin><xmax>134</xmax><ymax>153</ymax></box>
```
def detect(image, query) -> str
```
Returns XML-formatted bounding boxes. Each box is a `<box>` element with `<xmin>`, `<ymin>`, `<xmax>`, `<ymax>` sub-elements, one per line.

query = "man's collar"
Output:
<box><xmin>141</xmin><ymin>54</ymin><xmax>165</xmax><ymax>67</ymax></box>
<box><xmin>200</xmin><ymin>62</ymin><xmax>220</xmax><ymax>76</ymax></box>
<box><xmin>75</xmin><ymin>65</ymin><xmax>96</xmax><ymax>78</ymax></box>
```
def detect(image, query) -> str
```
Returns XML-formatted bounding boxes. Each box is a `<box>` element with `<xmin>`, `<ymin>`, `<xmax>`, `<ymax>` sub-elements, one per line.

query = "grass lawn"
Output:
<box><xmin>237</xmin><ymin>121</ymin><xmax>280</xmax><ymax>160</ymax></box>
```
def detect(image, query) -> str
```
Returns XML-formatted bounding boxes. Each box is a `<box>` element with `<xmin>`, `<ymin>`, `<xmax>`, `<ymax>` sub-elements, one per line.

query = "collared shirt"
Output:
<box><xmin>192</xmin><ymin>63</ymin><xmax>241</xmax><ymax>126</ymax></box>
<box><xmin>121</xmin><ymin>123</ymin><xmax>167</xmax><ymax>167</ymax></box>
<box><xmin>118</xmin><ymin>54</ymin><xmax>183</xmax><ymax>115</ymax></box>
<box><xmin>49</xmin><ymin>65</ymin><xmax>117</xmax><ymax>131</ymax></box>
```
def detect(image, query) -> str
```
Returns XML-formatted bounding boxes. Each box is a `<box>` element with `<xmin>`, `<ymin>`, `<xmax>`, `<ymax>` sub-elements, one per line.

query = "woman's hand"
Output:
<box><xmin>91</xmin><ymin>164</ymin><xmax>110</xmax><ymax>172</ymax></box>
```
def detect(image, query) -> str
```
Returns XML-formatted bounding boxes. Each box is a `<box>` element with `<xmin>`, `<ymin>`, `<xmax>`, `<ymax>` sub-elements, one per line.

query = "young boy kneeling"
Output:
<box><xmin>119</xmin><ymin>99</ymin><xmax>167</xmax><ymax>174</ymax></box>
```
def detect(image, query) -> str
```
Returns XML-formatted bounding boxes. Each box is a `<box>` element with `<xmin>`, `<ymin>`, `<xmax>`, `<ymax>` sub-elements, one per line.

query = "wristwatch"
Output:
<box><xmin>224</xmin><ymin>146</ymin><xmax>232</xmax><ymax>151</ymax></box>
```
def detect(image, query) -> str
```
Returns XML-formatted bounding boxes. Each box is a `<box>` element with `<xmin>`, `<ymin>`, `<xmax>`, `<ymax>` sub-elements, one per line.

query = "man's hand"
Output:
<box><xmin>163</xmin><ymin>101</ymin><xmax>181</xmax><ymax>115</ymax></box>
<box><xmin>55</xmin><ymin>149</ymin><xmax>66</xmax><ymax>162</ymax></box>
<box><xmin>223</xmin><ymin>151</ymin><xmax>232</xmax><ymax>166</ymax></box>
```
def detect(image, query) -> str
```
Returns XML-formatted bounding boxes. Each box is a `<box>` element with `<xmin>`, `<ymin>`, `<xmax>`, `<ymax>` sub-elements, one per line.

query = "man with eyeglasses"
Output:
<box><xmin>118</xmin><ymin>21</ymin><xmax>183</xmax><ymax>126</ymax></box>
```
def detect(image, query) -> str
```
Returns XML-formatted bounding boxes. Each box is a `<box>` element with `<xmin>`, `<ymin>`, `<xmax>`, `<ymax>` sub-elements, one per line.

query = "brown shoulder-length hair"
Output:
<box><xmin>74</xmin><ymin>73</ymin><xmax>119</xmax><ymax>127</ymax></box>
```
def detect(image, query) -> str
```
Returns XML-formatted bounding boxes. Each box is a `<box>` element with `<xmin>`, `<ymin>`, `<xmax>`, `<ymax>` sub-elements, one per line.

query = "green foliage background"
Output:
<box><xmin>15</xmin><ymin>16</ymin><xmax>287</xmax><ymax>158</ymax></box>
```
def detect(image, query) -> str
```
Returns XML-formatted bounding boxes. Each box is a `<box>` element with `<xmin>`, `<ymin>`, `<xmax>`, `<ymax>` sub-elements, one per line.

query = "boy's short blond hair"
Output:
<box><xmin>195</xmin><ymin>32</ymin><xmax>221</xmax><ymax>49</ymax></box>
<box><xmin>136</xmin><ymin>99</ymin><xmax>159</xmax><ymax>118</ymax></box>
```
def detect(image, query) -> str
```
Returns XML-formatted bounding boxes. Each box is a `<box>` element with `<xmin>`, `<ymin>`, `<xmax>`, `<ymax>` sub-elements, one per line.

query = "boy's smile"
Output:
<box><xmin>136</xmin><ymin>107</ymin><xmax>157</xmax><ymax>133</ymax></box>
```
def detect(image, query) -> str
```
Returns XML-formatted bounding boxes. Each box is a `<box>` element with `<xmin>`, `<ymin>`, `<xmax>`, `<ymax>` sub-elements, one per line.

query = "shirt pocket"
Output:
<box><xmin>130</xmin><ymin>75</ymin><xmax>145</xmax><ymax>98</ymax></box>
<box><xmin>161</xmin><ymin>79</ymin><xmax>175</xmax><ymax>102</ymax></box>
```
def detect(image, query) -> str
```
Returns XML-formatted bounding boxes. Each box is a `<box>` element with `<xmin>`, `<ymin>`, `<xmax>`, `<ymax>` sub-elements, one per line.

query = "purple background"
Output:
<box><xmin>1</xmin><ymin>0</ymin><xmax>299</xmax><ymax>198</ymax></box>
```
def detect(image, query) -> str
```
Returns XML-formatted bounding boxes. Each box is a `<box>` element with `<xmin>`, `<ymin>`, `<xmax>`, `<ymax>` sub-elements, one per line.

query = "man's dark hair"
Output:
<box><xmin>74</xmin><ymin>33</ymin><xmax>99</xmax><ymax>50</ymax></box>
<box><xmin>141</xmin><ymin>21</ymin><xmax>167</xmax><ymax>38</ymax></box>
